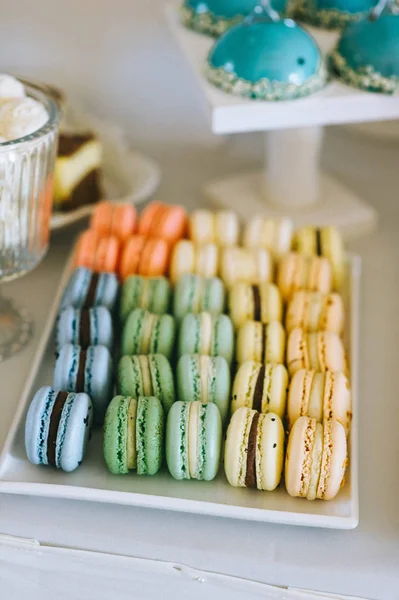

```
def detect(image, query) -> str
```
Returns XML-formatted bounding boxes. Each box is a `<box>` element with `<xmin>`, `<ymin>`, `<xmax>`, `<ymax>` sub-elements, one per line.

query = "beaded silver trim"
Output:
<box><xmin>295</xmin><ymin>1</ymin><xmax>371</xmax><ymax>29</ymax></box>
<box><xmin>180</xmin><ymin>2</ymin><xmax>298</xmax><ymax>37</ymax></box>
<box><xmin>206</xmin><ymin>60</ymin><xmax>328</xmax><ymax>100</ymax></box>
<box><xmin>330</xmin><ymin>50</ymin><xmax>399</xmax><ymax>95</ymax></box>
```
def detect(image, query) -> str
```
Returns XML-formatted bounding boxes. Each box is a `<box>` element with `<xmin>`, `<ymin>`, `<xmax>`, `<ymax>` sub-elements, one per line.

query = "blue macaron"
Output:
<box><xmin>55</xmin><ymin>306</ymin><xmax>113</xmax><ymax>351</ymax></box>
<box><xmin>54</xmin><ymin>344</ymin><xmax>113</xmax><ymax>424</ymax></box>
<box><xmin>25</xmin><ymin>386</ymin><xmax>93</xmax><ymax>472</ymax></box>
<box><xmin>60</xmin><ymin>267</ymin><xmax>119</xmax><ymax>313</ymax></box>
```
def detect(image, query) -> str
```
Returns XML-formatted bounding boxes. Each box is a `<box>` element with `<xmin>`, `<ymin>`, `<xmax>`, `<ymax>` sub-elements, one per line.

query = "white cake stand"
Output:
<box><xmin>166</xmin><ymin>3</ymin><xmax>399</xmax><ymax>237</ymax></box>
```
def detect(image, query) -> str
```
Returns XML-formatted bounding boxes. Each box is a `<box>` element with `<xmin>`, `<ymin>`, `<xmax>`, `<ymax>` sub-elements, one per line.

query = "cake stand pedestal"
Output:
<box><xmin>166</xmin><ymin>3</ymin><xmax>399</xmax><ymax>237</ymax></box>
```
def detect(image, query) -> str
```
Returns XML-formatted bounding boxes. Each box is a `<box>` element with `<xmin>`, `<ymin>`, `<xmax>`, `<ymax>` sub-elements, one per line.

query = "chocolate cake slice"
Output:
<box><xmin>53</xmin><ymin>132</ymin><xmax>102</xmax><ymax>212</ymax></box>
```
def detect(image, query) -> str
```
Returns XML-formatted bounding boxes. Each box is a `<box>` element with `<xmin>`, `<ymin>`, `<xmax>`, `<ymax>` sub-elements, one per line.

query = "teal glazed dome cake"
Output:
<box><xmin>295</xmin><ymin>0</ymin><xmax>380</xmax><ymax>29</ymax></box>
<box><xmin>181</xmin><ymin>0</ymin><xmax>296</xmax><ymax>36</ymax></box>
<box><xmin>330</xmin><ymin>13</ymin><xmax>399</xmax><ymax>94</ymax></box>
<box><xmin>206</xmin><ymin>17</ymin><xmax>327</xmax><ymax>100</ymax></box>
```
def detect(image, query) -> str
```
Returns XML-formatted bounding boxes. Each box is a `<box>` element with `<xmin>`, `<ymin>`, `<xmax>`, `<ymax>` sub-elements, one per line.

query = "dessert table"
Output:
<box><xmin>0</xmin><ymin>130</ymin><xmax>398</xmax><ymax>599</ymax></box>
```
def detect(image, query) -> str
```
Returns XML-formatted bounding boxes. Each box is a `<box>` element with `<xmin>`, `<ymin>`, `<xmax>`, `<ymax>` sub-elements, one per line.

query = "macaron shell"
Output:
<box><xmin>189</xmin><ymin>209</ymin><xmax>215</xmax><ymax>244</ymax></box>
<box><xmin>322</xmin><ymin>226</ymin><xmax>345</xmax><ymax>290</ymax></box>
<box><xmin>224</xmin><ymin>407</ymin><xmax>254</xmax><ymax>488</ymax></box>
<box><xmin>286</xmin><ymin>328</ymin><xmax>309</xmax><ymax>377</ymax></box>
<box><xmin>74</xmin><ymin>230</ymin><xmax>100</xmax><ymax>270</ymax></box>
<box><xmin>136</xmin><ymin>396</ymin><xmax>164</xmax><ymax>476</ymax></box>
<box><xmin>256</xmin><ymin>413</ymin><xmax>285</xmax><ymax>491</ymax></box>
<box><xmin>149</xmin><ymin>354</ymin><xmax>176</xmax><ymax>414</ymax></box>
<box><xmin>57</xmin><ymin>307</ymin><xmax>116</xmax><ymax>350</ymax></box>
<box><xmin>243</xmin><ymin>216</ymin><xmax>293</xmax><ymax>258</ymax></box>
<box><xmin>212</xmin><ymin>314</ymin><xmax>234</xmax><ymax>365</ymax></box>
<box><xmin>287</xmin><ymin>369</ymin><xmax>317</xmax><ymax>429</ymax></box>
<box><xmin>25</xmin><ymin>386</ymin><xmax>55</xmax><ymax>466</ymax></box>
<box><xmin>155</xmin><ymin>204</ymin><xmax>187</xmax><ymax>242</ymax></box>
<box><xmin>215</xmin><ymin>210</ymin><xmax>239</xmax><ymax>246</ymax></box>
<box><xmin>103</xmin><ymin>396</ymin><xmax>131</xmax><ymax>475</ymax></box>
<box><xmin>317</xmin><ymin>419</ymin><xmax>347</xmax><ymax>501</ymax></box>
<box><xmin>221</xmin><ymin>247</ymin><xmax>272</xmax><ymax>288</ymax></box>
<box><xmin>323</xmin><ymin>371</ymin><xmax>352</xmax><ymax>435</ymax></box>
<box><xmin>111</xmin><ymin>204</ymin><xmax>137</xmax><ymax>240</ymax></box>
<box><xmin>166</xmin><ymin>401</ymin><xmax>190</xmax><ymax>480</ymax></box>
<box><xmin>170</xmin><ymin>240</ymin><xmax>196</xmax><ymax>284</ymax></box>
<box><xmin>313</xmin><ymin>331</ymin><xmax>346</xmax><ymax>373</ymax></box>
<box><xmin>285</xmin><ymin>416</ymin><xmax>315</xmax><ymax>498</ymax></box>
<box><xmin>138</xmin><ymin>238</ymin><xmax>170</xmax><ymax>277</ymax></box>
<box><xmin>93</xmin><ymin>236</ymin><xmax>120</xmax><ymax>273</ymax></box>
<box><xmin>138</xmin><ymin>201</ymin><xmax>164</xmax><ymax>236</ymax></box>
<box><xmin>195</xmin><ymin>401</ymin><xmax>222</xmax><ymax>481</ymax></box>
<box><xmin>118</xmin><ymin>355</ymin><xmax>145</xmax><ymax>398</ymax></box>
<box><xmin>173</xmin><ymin>274</ymin><xmax>225</xmax><ymax>321</ymax></box>
<box><xmin>265</xmin><ymin>364</ymin><xmax>289</xmax><ymax>417</ymax></box>
<box><xmin>119</xmin><ymin>236</ymin><xmax>146</xmax><ymax>281</ymax></box>
<box><xmin>229</xmin><ymin>282</ymin><xmax>283</xmax><ymax>329</ymax></box>
<box><xmin>231</xmin><ymin>361</ymin><xmax>260</xmax><ymax>413</ymax></box>
<box><xmin>195</xmin><ymin>244</ymin><xmax>219</xmax><ymax>279</ymax></box>
<box><xmin>57</xmin><ymin>392</ymin><xmax>93</xmax><ymax>472</ymax></box>
<box><xmin>152</xmin><ymin>313</ymin><xmax>175</xmax><ymax>359</ymax></box>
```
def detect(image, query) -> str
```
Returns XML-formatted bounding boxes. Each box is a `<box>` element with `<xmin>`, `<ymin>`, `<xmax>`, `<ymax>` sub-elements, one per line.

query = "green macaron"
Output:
<box><xmin>177</xmin><ymin>312</ymin><xmax>234</xmax><ymax>365</ymax></box>
<box><xmin>120</xmin><ymin>275</ymin><xmax>171</xmax><ymax>323</ymax></box>
<box><xmin>176</xmin><ymin>354</ymin><xmax>230</xmax><ymax>424</ymax></box>
<box><xmin>166</xmin><ymin>401</ymin><xmax>222</xmax><ymax>481</ymax></box>
<box><xmin>118</xmin><ymin>354</ymin><xmax>175</xmax><ymax>414</ymax></box>
<box><xmin>121</xmin><ymin>309</ymin><xmax>176</xmax><ymax>359</ymax></box>
<box><xmin>173</xmin><ymin>274</ymin><xmax>226</xmax><ymax>322</ymax></box>
<box><xmin>103</xmin><ymin>395</ymin><xmax>164</xmax><ymax>475</ymax></box>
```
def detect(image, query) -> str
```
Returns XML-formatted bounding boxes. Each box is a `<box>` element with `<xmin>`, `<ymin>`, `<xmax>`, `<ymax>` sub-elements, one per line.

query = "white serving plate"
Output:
<box><xmin>0</xmin><ymin>254</ymin><xmax>360</xmax><ymax>529</ymax></box>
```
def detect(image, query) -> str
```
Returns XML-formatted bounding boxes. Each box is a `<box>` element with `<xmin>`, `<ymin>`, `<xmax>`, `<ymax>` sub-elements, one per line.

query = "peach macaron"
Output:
<box><xmin>90</xmin><ymin>201</ymin><xmax>137</xmax><ymax>241</ymax></box>
<box><xmin>138</xmin><ymin>201</ymin><xmax>187</xmax><ymax>243</ymax></box>
<box><xmin>74</xmin><ymin>230</ymin><xmax>120</xmax><ymax>273</ymax></box>
<box><xmin>119</xmin><ymin>235</ymin><xmax>170</xmax><ymax>281</ymax></box>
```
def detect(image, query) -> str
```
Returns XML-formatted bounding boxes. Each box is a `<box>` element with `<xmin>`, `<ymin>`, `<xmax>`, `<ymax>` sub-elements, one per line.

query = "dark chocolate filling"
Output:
<box><xmin>253</xmin><ymin>366</ymin><xmax>265</xmax><ymax>412</ymax></box>
<box><xmin>79</xmin><ymin>311</ymin><xmax>91</xmax><ymax>349</ymax></box>
<box><xmin>315</xmin><ymin>229</ymin><xmax>322</xmax><ymax>257</ymax></box>
<box><xmin>76</xmin><ymin>350</ymin><xmax>87</xmax><ymax>392</ymax></box>
<box><xmin>47</xmin><ymin>392</ymin><xmax>69</xmax><ymax>467</ymax></box>
<box><xmin>58</xmin><ymin>133</ymin><xmax>95</xmax><ymax>157</ymax></box>
<box><xmin>84</xmin><ymin>273</ymin><xmax>99</xmax><ymax>308</ymax></box>
<box><xmin>252</xmin><ymin>285</ymin><xmax>261</xmax><ymax>321</ymax></box>
<box><xmin>245</xmin><ymin>412</ymin><xmax>260</xmax><ymax>489</ymax></box>
<box><xmin>261</xmin><ymin>324</ymin><xmax>267</xmax><ymax>364</ymax></box>
<box><xmin>53</xmin><ymin>170</ymin><xmax>101</xmax><ymax>213</ymax></box>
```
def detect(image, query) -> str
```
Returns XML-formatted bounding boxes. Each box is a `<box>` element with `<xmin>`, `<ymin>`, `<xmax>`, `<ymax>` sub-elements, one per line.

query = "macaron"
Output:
<box><xmin>286</xmin><ymin>328</ymin><xmax>347</xmax><ymax>377</ymax></box>
<box><xmin>25</xmin><ymin>386</ymin><xmax>93</xmax><ymax>472</ymax></box>
<box><xmin>231</xmin><ymin>361</ymin><xmax>288</xmax><ymax>418</ymax></box>
<box><xmin>295</xmin><ymin>0</ymin><xmax>379</xmax><ymax>30</ymax></box>
<box><xmin>277</xmin><ymin>252</ymin><xmax>333</xmax><ymax>303</ymax></box>
<box><xmin>103</xmin><ymin>395</ymin><xmax>164</xmax><ymax>475</ymax></box>
<box><xmin>53</xmin><ymin>344</ymin><xmax>113</xmax><ymax>424</ymax></box>
<box><xmin>287</xmin><ymin>369</ymin><xmax>352</xmax><ymax>433</ymax></box>
<box><xmin>294</xmin><ymin>226</ymin><xmax>345</xmax><ymax>290</ymax></box>
<box><xmin>138</xmin><ymin>201</ymin><xmax>188</xmax><ymax>243</ymax></box>
<box><xmin>173</xmin><ymin>274</ymin><xmax>226</xmax><ymax>322</ymax></box>
<box><xmin>236</xmin><ymin>320</ymin><xmax>286</xmax><ymax>365</ymax></box>
<box><xmin>224</xmin><ymin>408</ymin><xmax>285</xmax><ymax>491</ymax></box>
<box><xmin>220</xmin><ymin>247</ymin><xmax>273</xmax><ymax>288</ymax></box>
<box><xmin>285</xmin><ymin>416</ymin><xmax>347</xmax><ymax>501</ymax></box>
<box><xmin>242</xmin><ymin>215</ymin><xmax>293</xmax><ymax>259</ymax></box>
<box><xmin>166</xmin><ymin>401</ymin><xmax>222</xmax><ymax>481</ymax></box>
<box><xmin>120</xmin><ymin>275</ymin><xmax>171</xmax><ymax>322</ymax></box>
<box><xmin>177</xmin><ymin>312</ymin><xmax>234</xmax><ymax>365</ymax></box>
<box><xmin>117</xmin><ymin>354</ymin><xmax>175</xmax><ymax>414</ymax></box>
<box><xmin>121</xmin><ymin>309</ymin><xmax>176</xmax><ymax>359</ymax></box>
<box><xmin>189</xmin><ymin>209</ymin><xmax>239</xmax><ymax>246</ymax></box>
<box><xmin>60</xmin><ymin>267</ymin><xmax>119</xmax><ymax>313</ymax></box>
<box><xmin>176</xmin><ymin>354</ymin><xmax>230</xmax><ymax>424</ymax></box>
<box><xmin>119</xmin><ymin>235</ymin><xmax>170</xmax><ymax>281</ymax></box>
<box><xmin>55</xmin><ymin>306</ymin><xmax>113</xmax><ymax>351</ymax></box>
<box><xmin>170</xmin><ymin>240</ymin><xmax>219</xmax><ymax>284</ymax></box>
<box><xmin>229</xmin><ymin>282</ymin><xmax>282</xmax><ymax>329</ymax></box>
<box><xmin>74</xmin><ymin>230</ymin><xmax>120</xmax><ymax>273</ymax></box>
<box><xmin>90</xmin><ymin>200</ymin><xmax>137</xmax><ymax>241</ymax></box>
<box><xmin>286</xmin><ymin>291</ymin><xmax>344</xmax><ymax>335</ymax></box>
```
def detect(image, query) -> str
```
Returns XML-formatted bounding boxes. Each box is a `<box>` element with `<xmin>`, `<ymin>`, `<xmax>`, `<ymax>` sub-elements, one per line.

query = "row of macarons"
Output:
<box><xmin>50</xmin><ymin>348</ymin><xmax>351</xmax><ymax>433</ymax></box>
<box><xmin>62</xmin><ymin>267</ymin><xmax>346</xmax><ymax>332</ymax></box>
<box><xmin>25</xmin><ymin>386</ymin><xmax>347</xmax><ymax>502</ymax></box>
<box><xmin>83</xmin><ymin>200</ymin><xmax>345</xmax><ymax>290</ymax></box>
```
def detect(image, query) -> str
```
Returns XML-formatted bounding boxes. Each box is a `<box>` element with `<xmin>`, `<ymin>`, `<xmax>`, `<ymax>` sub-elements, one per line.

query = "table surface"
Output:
<box><xmin>0</xmin><ymin>130</ymin><xmax>399</xmax><ymax>599</ymax></box>
<box><xmin>166</xmin><ymin>3</ymin><xmax>399</xmax><ymax>134</ymax></box>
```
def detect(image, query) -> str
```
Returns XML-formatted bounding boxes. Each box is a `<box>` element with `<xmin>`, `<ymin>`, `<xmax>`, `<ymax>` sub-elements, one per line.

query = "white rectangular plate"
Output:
<box><xmin>0</xmin><ymin>254</ymin><xmax>360</xmax><ymax>529</ymax></box>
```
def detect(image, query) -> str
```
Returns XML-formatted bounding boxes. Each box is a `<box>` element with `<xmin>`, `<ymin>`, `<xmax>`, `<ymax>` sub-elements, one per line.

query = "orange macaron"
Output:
<box><xmin>74</xmin><ymin>230</ymin><xmax>120</xmax><ymax>273</ymax></box>
<box><xmin>90</xmin><ymin>201</ymin><xmax>137</xmax><ymax>241</ymax></box>
<box><xmin>119</xmin><ymin>235</ymin><xmax>170</xmax><ymax>281</ymax></box>
<box><xmin>138</xmin><ymin>201</ymin><xmax>187</xmax><ymax>243</ymax></box>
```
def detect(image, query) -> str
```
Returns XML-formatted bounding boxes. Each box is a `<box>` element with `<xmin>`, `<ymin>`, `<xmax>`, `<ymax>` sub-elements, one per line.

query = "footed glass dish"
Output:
<box><xmin>0</xmin><ymin>82</ymin><xmax>61</xmax><ymax>360</ymax></box>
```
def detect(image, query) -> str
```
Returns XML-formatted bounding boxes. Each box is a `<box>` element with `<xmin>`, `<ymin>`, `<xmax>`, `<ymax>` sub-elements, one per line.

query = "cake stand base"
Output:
<box><xmin>0</xmin><ymin>295</ymin><xmax>33</xmax><ymax>362</ymax></box>
<box><xmin>204</xmin><ymin>170</ymin><xmax>378</xmax><ymax>239</ymax></box>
